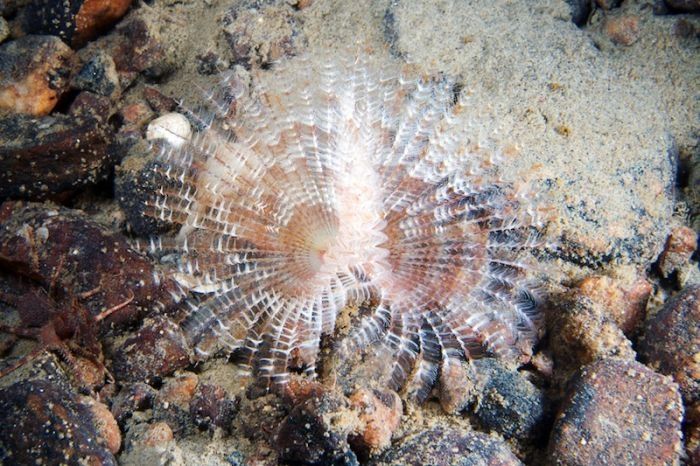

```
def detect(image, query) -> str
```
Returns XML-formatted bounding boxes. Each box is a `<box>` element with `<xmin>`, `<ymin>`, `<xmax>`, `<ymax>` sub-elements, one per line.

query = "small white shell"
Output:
<box><xmin>146</xmin><ymin>112</ymin><xmax>192</xmax><ymax>148</ymax></box>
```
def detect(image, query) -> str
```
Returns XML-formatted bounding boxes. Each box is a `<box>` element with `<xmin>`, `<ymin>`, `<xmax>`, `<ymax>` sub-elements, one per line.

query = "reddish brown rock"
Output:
<box><xmin>639</xmin><ymin>285</ymin><xmax>700</xmax><ymax>404</ymax></box>
<box><xmin>189</xmin><ymin>383</ymin><xmax>239</xmax><ymax>432</ymax></box>
<box><xmin>111</xmin><ymin>317</ymin><xmax>191</xmax><ymax>384</ymax></box>
<box><xmin>0</xmin><ymin>202</ymin><xmax>176</xmax><ymax>328</ymax></box>
<box><xmin>658</xmin><ymin>226</ymin><xmax>697</xmax><ymax>278</ymax></box>
<box><xmin>141</xmin><ymin>421</ymin><xmax>174</xmax><ymax>448</ymax></box>
<box><xmin>0</xmin><ymin>35</ymin><xmax>74</xmax><ymax>116</ymax></box>
<box><xmin>348</xmin><ymin>387</ymin><xmax>402</xmax><ymax>458</ymax></box>
<box><xmin>143</xmin><ymin>86</ymin><xmax>178</xmax><ymax>113</ymax></box>
<box><xmin>604</xmin><ymin>15</ymin><xmax>641</xmax><ymax>46</ymax></box>
<box><xmin>375</xmin><ymin>426</ymin><xmax>522</xmax><ymax>466</ymax></box>
<box><xmin>547</xmin><ymin>292</ymin><xmax>635</xmax><ymax>375</ymax></box>
<box><xmin>73</xmin><ymin>0</ymin><xmax>133</xmax><ymax>47</ymax></box>
<box><xmin>577</xmin><ymin>274</ymin><xmax>652</xmax><ymax>335</ymax></box>
<box><xmin>548</xmin><ymin>358</ymin><xmax>683</xmax><ymax>466</ymax></box>
<box><xmin>686</xmin><ymin>402</ymin><xmax>700</xmax><ymax>465</ymax></box>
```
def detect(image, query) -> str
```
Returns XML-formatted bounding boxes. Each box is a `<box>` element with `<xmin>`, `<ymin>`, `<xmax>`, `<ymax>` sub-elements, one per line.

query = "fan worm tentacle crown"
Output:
<box><xmin>144</xmin><ymin>52</ymin><xmax>545</xmax><ymax>397</ymax></box>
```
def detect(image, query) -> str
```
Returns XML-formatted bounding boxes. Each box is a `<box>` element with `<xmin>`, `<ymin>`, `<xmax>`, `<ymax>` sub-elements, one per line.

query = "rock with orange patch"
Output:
<box><xmin>0</xmin><ymin>35</ymin><xmax>73</xmax><ymax>116</ymax></box>
<box><xmin>73</xmin><ymin>0</ymin><xmax>133</xmax><ymax>47</ymax></box>
<box><xmin>604</xmin><ymin>15</ymin><xmax>641</xmax><ymax>46</ymax></box>
<box><xmin>348</xmin><ymin>387</ymin><xmax>402</xmax><ymax>458</ymax></box>
<box><xmin>79</xmin><ymin>395</ymin><xmax>122</xmax><ymax>454</ymax></box>
<box><xmin>658</xmin><ymin>225</ymin><xmax>697</xmax><ymax>279</ymax></box>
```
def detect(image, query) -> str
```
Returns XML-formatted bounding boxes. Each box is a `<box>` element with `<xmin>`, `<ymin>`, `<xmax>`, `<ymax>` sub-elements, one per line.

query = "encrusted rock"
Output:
<box><xmin>0</xmin><ymin>35</ymin><xmax>74</xmax><ymax>116</ymax></box>
<box><xmin>374</xmin><ymin>426</ymin><xmax>521</xmax><ymax>466</ymax></box>
<box><xmin>153</xmin><ymin>372</ymin><xmax>199</xmax><ymax>435</ymax></box>
<box><xmin>111</xmin><ymin>316</ymin><xmax>191</xmax><ymax>385</ymax></box>
<box><xmin>120</xmin><ymin>421</ymin><xmax>183</xmax><ymax>466</ymax></box>
<box><xmin>348</xmin><ymin>387</ymin><xmax>402</xmax><ymax>458</ymax></box>
<box><xmin>657</xmin><ymin>225</ymin><xmax>697</xmax><ymax>280</ymax></box>
<box><xmin>639</xmin><ymin>285</ymin><xmax>700</xmax><ymax>404</ymax></box>
<box><xmin>275</xmin><ymin>391</ymin><xmax>358</xmax><ymax>464</ymax></box>
<box><xmin>548</xmin><ymin>358</ymin><xmax>684</xmax><ymax>466</ymax></box>
<box><xmin>471</xmin><ymin>359</ymin><xmax>548</xmax><ymax>441</ymax></box>
<box><xmin>0</xmin><ymin>18</ymin><xmax>10</xmax><ymax>44</ymax></box>
<box><xmin>72</xmin><ymin>50</ymin><xmax>120</xmax><ymax>98</ymax></box>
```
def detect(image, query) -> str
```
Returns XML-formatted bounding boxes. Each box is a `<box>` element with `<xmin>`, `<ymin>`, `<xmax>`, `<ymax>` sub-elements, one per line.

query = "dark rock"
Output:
<box><xmin>72</xmin><ymin>50</ymin><xmax>120</xmax><ymax>97</ymax></box>
<box><xmin>0</xmin><ymin>202</ymin><xmax>176</xmax><ymax>328</ymax></box>
<box><xmin>471</xmin><ymin>359</ymin><xmax>548</xmax><ymax>441</ymax></box>
<box><xmin>107</xmin><ymin>12</ymin><xmax>170</xmax><ymax>82</ymax></box>
<box><xmin>111</xmin><ymin>316</ymin><xmax>191</xmax><ymax>384</ymax></box>
<box><xmin>595</xmin><ymin>0</ymin><xmax>622</xmax><ymax>9</ymax></box>
<box><xmin>190</xmin><ymin>383</ymin><xmax>239</xmax><ymax>432</ymax></box>
<box><xmin>115</xmin><ymin>149</ymin><xmax>177</xmax><ymax>237</ymax></box>
<box><xmin>0</xmin><ymin>378</ymin><xmax>117</xmax><ymax>465</ymax></box>
<box><xmin>0</xmin><ymin>35</ymin><xmax>74</xmax><ymax>116</ymax></box>
<box><xmin>565</xmin><ymin>0</ymin><xmax>592</xmax><ymax>26</ymax></box>
<box><xmin>686</xmin><ymin>402</ymin><xmax>700</xmax><ymax>465</ymax></box>
<box><xmin>373</xmin><ymin>426</ymin><xmax>521</xmax><ymax>466</ymax></box>
<box><xmin>275</xmin><ymin>391</ymin><xmax>358</xmax><ymax>464</ymax></box>
<box><xmin>665</xmin><ymin>0</ymin><xmax>700</xmax><ymax>12</ymax></box>
<box><xmin>110</xmin><ymin>382</ymin><xmax>157</xmax><ymax>425</ymax></box>
<box><xmin>548</xmin><ymin>358</ymin><xmax>683</xmax><ymax>466</ymax></box>
<box><xmin>0</xmin><ymin>111</ymin><xmax>115</xmax><ymax>200</ymax></box>
<box><xmin>12</xmin><ymin>0</ymin><xmax>132</xmax><ymax>48</ymax></box>
<box><xmin>639</xmin><ymin>285</ymin><xmax>699</xmax><ymax>404</ymax></box>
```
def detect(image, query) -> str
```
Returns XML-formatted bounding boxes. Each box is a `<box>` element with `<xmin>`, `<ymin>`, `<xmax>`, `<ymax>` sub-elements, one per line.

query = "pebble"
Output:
<box><xmin>348</xmin><ymin>388</ymin><xmax>402</xmax><ymax>458</ymax></box>
<box><xmin>576</xmin><ymin>273</ymin><xmax>652</xmax><ymax>335</ymax></box>
<box><xmin>275</xmin><ymin>391</ymin><xmax>358</xmax><ymax>464</ymax></box>
<box><xmin>146</xmin><ymin>112</ymin><xmax>192</xmax><ymax>149</ymax></box>
<box><xmin>547</xmin><ymin>358</ymin><xmax>683</xmax><ymax>465</ymax></box>
<box><xmin>547</xmin><ymin>292</ymin><xmax>635</xmax><ymax>375</ymax></box>
<box><xmin>686</xmin><ymin>402</ymin><xmax>700</xmax><ymax>465</ymax></box>
<box><xmin>111</xmin><ymin>382</ymin><xmax>157</xmax><ymax>425</ymax></box>
<box><xmin>111</xmin><ymin>316</ymin><xmax>191</xmax><ymax>385</ymax></box>
<box><xmin>222</xmin><ymin>3</ymin><xmax>302</xmax><ymax>67</ymax></box>
<box><xmin>152</xmin><ymin>372</ymin><xmax>200</xmax><ymax>435</ymax></box>
<box><xmin>437</xmin><ymin>360</ymin><xmax>477</xmax><ymax>414</ymax></box>
<box><xmin>604</xmin><ymin>14</ymin><xmax>641</xmax><ymax>46</ymax></box>
<box><xmin>72</xmin><ymin>50</ymin><xmax>120</xmax><ymax>98</ymax></box>
<box><xmin>119</xmin><ymin>421</ymin><xmax>184</xmax><ymax>465</ymax></box>
<box><xmin>0</xmin><ymin>35</ymin><xmax>74</xmax><ymax>116</ymax></box>
<box><xmin>471</xmin><ymin>359</ymin><xmax>549</xmax><ymax>441</ymax></box>
<box><xmin>639</xmin><ymin>285</ymin><xmax>699</xmax><ymax>404</ymax></box>
<box><xmin>373</xmin><ymin>426</ymin><xmax>522</xmax><ymax>466</ymax></box>
<box><xmin>143</xmin><ymin>86</ymin><xmax>178</xmax><ymax>113</ymax></box>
